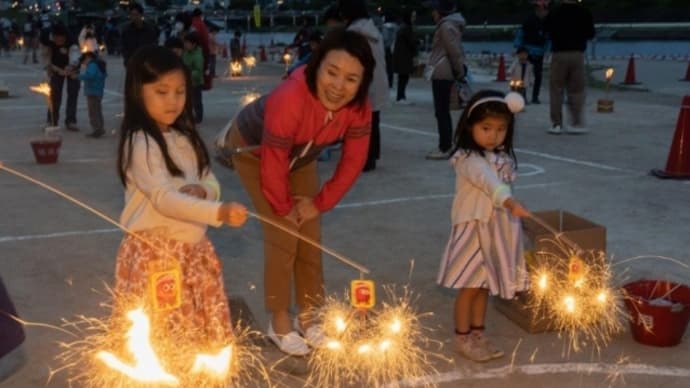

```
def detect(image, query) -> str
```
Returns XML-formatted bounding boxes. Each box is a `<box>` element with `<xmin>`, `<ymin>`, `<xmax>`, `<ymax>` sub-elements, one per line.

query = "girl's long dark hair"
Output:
<box><xmin>117</xmin><ymin>45</ymin><xmax>210</xmax><ymax>187</ymax></box>
<box><xmin>452</xmin><ymin>89</ymin><xmax>517</xmax><ymax>163</ymax></box>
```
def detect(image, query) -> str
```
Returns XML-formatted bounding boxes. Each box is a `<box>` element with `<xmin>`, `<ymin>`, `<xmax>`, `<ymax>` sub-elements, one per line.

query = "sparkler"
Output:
<box><xmin>53</xmin><ymin>298</ymin><xmax>269</xmax><ymax>388</ymax></box>
<box><xmin>305</xmin><ymin>287</ymin><xmax>446</xmax><ymax>387</ymax></box>
<box><xmin>229</xmin><ymin>61</ymin><xmax>242</xmax><ymax>77</ymax></box>
<box><xmin>30</xmin><ymin>82</ymin><xmax>58</xmax><ymax>133</ymax></box>
<box><xmin>282</xmin><ymin>52</ymin><xmax>292</xmax><ymax>73</ymax></box>
<box><xmin>243</xmin><ymin>55</ymin><xmax>256</xmax><ymax>74</ymax></box>
<box><xmin>604</xmin><ymin>68</ymin><xmax>615</xmax><ymax>98</ymax></box>
<box><xmin>525</xmin><ymin>231</ymin><xmax>624</xmax><ymax>354</ymax></box>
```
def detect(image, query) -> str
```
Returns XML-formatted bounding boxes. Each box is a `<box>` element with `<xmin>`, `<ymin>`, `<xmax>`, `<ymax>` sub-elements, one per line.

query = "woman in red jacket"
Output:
<box><xmin>217</xmin><ymin>27</ymin><xmax>374</xmax><ymax>356</ymax></box>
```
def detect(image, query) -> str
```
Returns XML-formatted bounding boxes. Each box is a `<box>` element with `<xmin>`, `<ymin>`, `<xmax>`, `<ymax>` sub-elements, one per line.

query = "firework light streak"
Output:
<box><xmin>240</xmin><ymin>91</ymin><xmax>261</xmax><ymax>107</ymax></box>
<box><xmin>305</xmin><ymin>287</ymin><xmax>447</xmax><ymax>387</ymax></box>
<box><xmin>30</xmin><ymin>82</ymin><xmax>55</xmax><ymax>126</ymax></box>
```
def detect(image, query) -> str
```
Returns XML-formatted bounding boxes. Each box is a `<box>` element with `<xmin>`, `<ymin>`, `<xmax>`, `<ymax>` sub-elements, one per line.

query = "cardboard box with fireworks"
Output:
<box><xmin>494</xmin><ymin>210</ymin><xmax>607</xmax><ymax>333</ymax></box>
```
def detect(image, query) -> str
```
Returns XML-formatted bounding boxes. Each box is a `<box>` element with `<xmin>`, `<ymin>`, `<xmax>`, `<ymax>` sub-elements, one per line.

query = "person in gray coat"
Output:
<box><xmin>392</xmin><ymin>9</ymin><xmax>418</xmax><ymax>105</ymax></box>
<box><xmin>339</xmin><ymin>0</ymin><xmax>389</xmax><ymax>172</ymax></box>
<box><xmin>426</xmin><ymin>0</ymin><xmax>466</xmax><ymax>160</ymax></box>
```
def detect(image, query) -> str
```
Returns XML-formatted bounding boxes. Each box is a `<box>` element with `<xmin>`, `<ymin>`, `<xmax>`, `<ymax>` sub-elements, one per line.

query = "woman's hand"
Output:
<box><xmin>294</xmin><ymin>196</ymin><xmax>319</xmax><ymax>225</ymax></box>
<box><xmin>284</xmin><ymin>206</ymin><xmax>300</xmax><ymax>227</ymax></box>
<box><xmin>220</xmin><ymin>202</ymin><xmax>248</xmax><ymax>227</ymax></box>
<box><xmin>179</xmin><ymin>183</ymin><xmax>207</xmax><ymax>199</ymax></box>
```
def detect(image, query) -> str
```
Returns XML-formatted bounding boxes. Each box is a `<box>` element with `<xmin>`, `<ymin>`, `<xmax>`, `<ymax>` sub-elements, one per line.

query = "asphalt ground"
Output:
<box><xmin>1</xmin><ymin>51</ymin><xmax>689</xmax><ymax>387</ymax></box>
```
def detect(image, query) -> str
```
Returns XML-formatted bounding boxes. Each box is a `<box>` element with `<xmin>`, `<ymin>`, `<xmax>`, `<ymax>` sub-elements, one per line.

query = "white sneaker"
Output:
<box><xmin>547</xmin><ymin>125</ymin><xmax>562</xmax><ymax>135</ymax></box>
<box><xmin>266</xmin><ymin>322</ymin><xmax>311</xmax><ymax>356</ymax></box>
<box><xmin>566</xmin><ymin>125</ymin><xmax>589</xmax><ymax>134</ymax></box>
<box><xmin>294</xmin><ymin>317</ymin><xmax>327</xmax><ymax>348</ymax></box>
<box><xmin>395</xmin><ymin>99</ymin><xmax>413</xmax><ymax>105</ymax></box>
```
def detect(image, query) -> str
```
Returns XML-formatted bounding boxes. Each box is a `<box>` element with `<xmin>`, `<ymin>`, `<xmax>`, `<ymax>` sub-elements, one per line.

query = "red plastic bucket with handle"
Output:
<box><xmin>623</xmin><ymin>280</ymin><xmax>690</xmax><ymax>347</ymax></box>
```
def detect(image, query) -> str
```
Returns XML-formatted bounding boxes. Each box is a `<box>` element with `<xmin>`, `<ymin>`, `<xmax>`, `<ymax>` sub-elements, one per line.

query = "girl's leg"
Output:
<box><xmin>454</xmin><ymin>288</ymin><xmax>492</xmax><ymax>362</ymax></box>
<box><xmin>470</xmin><ymin>288</ymin><xmax>504</xmax><ymax>359</ymax></box>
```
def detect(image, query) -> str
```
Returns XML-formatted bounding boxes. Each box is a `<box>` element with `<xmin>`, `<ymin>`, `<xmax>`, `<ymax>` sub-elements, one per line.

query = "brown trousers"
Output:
<box><xmin>228</xmin><ymin>126</ymin><xmax>324</xmax><ymax>313</ymax></box>
<box><xmin>549</xmin><ymin>51</ymin><xmax>587</xmax><ymax>127</ymax></box>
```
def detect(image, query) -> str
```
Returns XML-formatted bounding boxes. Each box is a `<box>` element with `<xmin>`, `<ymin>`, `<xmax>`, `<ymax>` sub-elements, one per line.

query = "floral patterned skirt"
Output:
<box><xmin>114</xmin><ymin>231</ymin><xmax>233</xmax><ymax>350</ymax></box>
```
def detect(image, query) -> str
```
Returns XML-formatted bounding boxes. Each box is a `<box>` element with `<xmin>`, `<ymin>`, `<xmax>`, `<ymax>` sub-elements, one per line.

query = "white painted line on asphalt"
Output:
<box><xmin>336</xmin><ymin>182</ymin><xmax>561</xmax><ymax>209</ymax></box>
<box><xmin>0</xmin><ymin>183</ymin><xmax>560</xmax><ymax>243</ymax></box>
<box><xmin>395</xmin><ymin>362</ymin><xmax>690</xmax><ymax>386</ymax></box>
<box><xmin>381</xmin><ymin>123</ymin><xmax>634</xmax><ymax>173</ymax></box>
<box><xmin>514</xmin><ymin>148</ymin><xmax>633</xmax><ymax>173</ymax></box>
<box><xmin>0</xmin><ymin>228</ymin><xmax>119</xmax><ymax>243</ymax></box>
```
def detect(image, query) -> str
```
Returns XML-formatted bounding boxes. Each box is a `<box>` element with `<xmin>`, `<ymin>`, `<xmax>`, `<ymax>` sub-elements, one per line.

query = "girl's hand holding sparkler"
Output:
<box><xmin>219</xmin><ymin>202</ymin><xmax>248</xmax><ymax>227</ymax></box>
<box><xmin>179</xmin><ymin>183</ymin><xmax>207</xmax><ymax>199</ymax></box>
<box><xmin>503</xmin><ymin>197</ymin><xmax>530</xmax><ymax>218</ymax></box>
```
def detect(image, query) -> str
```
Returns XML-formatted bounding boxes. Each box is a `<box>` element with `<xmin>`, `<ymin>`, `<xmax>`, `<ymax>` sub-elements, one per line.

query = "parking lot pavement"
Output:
<box><xmin>1</xmin><ymin>54</ymin><xmax>689</xmax><ymax>387</ymax></box>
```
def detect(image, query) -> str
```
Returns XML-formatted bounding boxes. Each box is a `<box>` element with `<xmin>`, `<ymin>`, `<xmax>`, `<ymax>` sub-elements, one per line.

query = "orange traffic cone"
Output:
<box><xmin>260</xmin><ymin>45</ymin><xmax>267</xmax><ymax>62</ymax></box>
<box><xmin>622</xmin><ymin>54</ymin><xmax>639</xmax><ymax>85</ymax></box>
<box><xmin>651</xmin><ymin>95</ymin><xmax>690</xmax><ymax>179</ymax></box>
<box><xmin>496</xmin><ymin>54</ymin><xmax>506</xmax><ymax>82</ymax></box>
<box><xmin>681</xmin><ymin>61</ymin><xmax>690</xmax><ymax>82</ymax></box>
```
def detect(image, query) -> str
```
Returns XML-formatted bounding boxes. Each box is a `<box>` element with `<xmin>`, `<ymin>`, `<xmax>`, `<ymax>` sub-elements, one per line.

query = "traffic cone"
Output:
<box><xmin>650</xmin><ymin>95</ymin><xmax>690</xmax><ymax>179</ymax></box>
<box><xmin>681</xmin><ymin>61</ymin><xmax>690</xmax><ymax>82</ymax></box>
<box><xmin>496</xmin><ymin>54</ymin><xmax>506</xmax><ymax>82</ymax></box>
<box><xmin>622</xmin><ymin>54</ymin><xmax>640</xmax><ymax>85</ymax></box>
<box><xmin>260</xmin><ymin>45</ymin><xmax>267</xmax><ymax>62</ymax></box>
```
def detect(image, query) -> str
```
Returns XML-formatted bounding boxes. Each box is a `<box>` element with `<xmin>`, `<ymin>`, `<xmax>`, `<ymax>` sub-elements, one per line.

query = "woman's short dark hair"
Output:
<box><xmin>304</xmin><ymin>27</ymin><xmax>374</xmax><ymax>109</ymax></box>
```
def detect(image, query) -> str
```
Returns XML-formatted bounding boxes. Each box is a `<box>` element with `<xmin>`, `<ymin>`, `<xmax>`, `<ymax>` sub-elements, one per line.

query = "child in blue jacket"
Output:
<box><xmin>77</xmin><ymin>51</ymin><xmax>107</xmax><ymax>138</ymax></box>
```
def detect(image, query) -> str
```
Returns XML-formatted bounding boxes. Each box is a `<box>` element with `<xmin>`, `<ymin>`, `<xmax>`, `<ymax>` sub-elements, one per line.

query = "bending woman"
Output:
<box><xmin>217</xmin><ymin>27</ymin><xmax>374</xmax><ymax>356</ymax></box>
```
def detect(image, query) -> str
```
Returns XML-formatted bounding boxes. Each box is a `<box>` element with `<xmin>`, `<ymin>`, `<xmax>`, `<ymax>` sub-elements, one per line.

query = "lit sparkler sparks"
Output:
<box><xmin>229</xmin><ymin>61</ymin><xmax>242</xmax><ymax>77</ymax></box>
<box><xmin>242</xmin><ymin>55</ymin><xmax>256</xmax><ymax>74</ymax></box>
<box><xmin>306</xmin><ymin>287</ymin><xmax>446</xmax><ymax>387</ymax></box>
<box><xmin>240</xmin><ymin>91</ymin><xmax>261</xmax><ymax>107</ymax></box>
<box><xmin>605</xmin><ymin>68</ymin><xmax>615</xmax><ymax>82</ymax></box>
<box><xmin>30</xmin><ymin>82</ymin><xmax>51</xmax><ymax>96</ymax></box>
<box><xmin>53</xmin><ymin>298</ymin><xmax>269</xmax><ymax>388</ymax></box>
<box><xmin>526</xmin><ymin>238</ymin><xmax>624</xmax><ymax>354</ymax></box>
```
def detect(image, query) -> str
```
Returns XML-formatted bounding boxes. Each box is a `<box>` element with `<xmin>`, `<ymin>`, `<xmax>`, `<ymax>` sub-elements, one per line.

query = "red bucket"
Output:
<box><xmin>30</xmin><ymin>137</ymin><xmax>62</xmax><ymax>164</ymax></box>
<box><xmin>623</xmin><ymin>280</ymin><xmax>690</xmax><ymax>347</ymax></box>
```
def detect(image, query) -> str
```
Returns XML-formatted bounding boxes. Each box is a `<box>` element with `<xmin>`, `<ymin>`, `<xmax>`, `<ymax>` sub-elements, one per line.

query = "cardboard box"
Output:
<box><xmin>495</xmin><ymin>210</ymin><xmax>607</xmax><ymax>333</ymax></box>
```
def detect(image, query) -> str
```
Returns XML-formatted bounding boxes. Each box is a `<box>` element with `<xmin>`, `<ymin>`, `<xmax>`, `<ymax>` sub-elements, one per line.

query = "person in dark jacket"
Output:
<box><xmin>120</xmin><ymin>2</ymin><xmax>158</xmax><ymax>67</ymax></box>
<box><xmin>543</xmin><ymin>0</ymin><xmax>594</xmax><ymax>134</ymax></box>
<box><xmin>513</xmin><ymin>0</ymin><xmax>549</xmax><ymax>104</ymax></box>
<box><xmin>392</xmin><ymin>9</ymin><xmax>417</xmax><ymax>104</ymax></box>
<box><xmin>40</xmin><ymin>23</ymin><xmax>80</xmax><ymax>131</ymax></box>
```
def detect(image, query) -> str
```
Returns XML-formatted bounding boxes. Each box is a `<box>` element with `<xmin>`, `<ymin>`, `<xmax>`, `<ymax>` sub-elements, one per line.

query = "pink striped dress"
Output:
<box><xmin>436</xmin><ymin>151</ymin><xmax>529</xmax><ymax>298</ymax></box>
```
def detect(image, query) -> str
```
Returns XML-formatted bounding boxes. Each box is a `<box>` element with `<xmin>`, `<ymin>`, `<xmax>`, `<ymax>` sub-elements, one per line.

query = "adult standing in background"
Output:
<box><xmin>426</xmin><ymin>0</ymin><xmax>466</xmax><ymax>160</ymax></box>
<box><xmin>41</xmin><ymin>23</ymin><xmax>80</xmax><ymax>131</ymax></box>
<box><xmin>544</xmin><ymin>0</ymin><xmax>594</xmax><ymax>134</ymax></box>
<box><xmin>513</xmin><ymin>0</ymin><xmax>550</xmax><ymax>104</ymax></box>
<box><xmin>339</xmin><ymin>0</ymin><xmax>388</xmax><ymax>172</ymax></box>
<box><xmin>190</xmin><ymin>8</ymin><xmax>211</xmax><ymax>87</ymax></box>
<box><xmin>120</xmin><ymin>2</ymin><xmax>158</xmax><ymax>67</ymax></box>
<box><xmin>381</xmin><ymin>13</ymin><xmax>398</xmax><ymax>89</ymax></box>
<box><xmin>392</xmin><ymin>9</ymin><xmax>417</xmax><ymax>105</ymax></box>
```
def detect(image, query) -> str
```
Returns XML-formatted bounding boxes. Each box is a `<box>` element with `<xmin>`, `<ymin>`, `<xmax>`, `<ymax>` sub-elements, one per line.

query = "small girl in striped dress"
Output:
<box><xmin>437</xmin><ymin>90</ymin><xmax>530</xmax><ymax>362</ymax></box>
